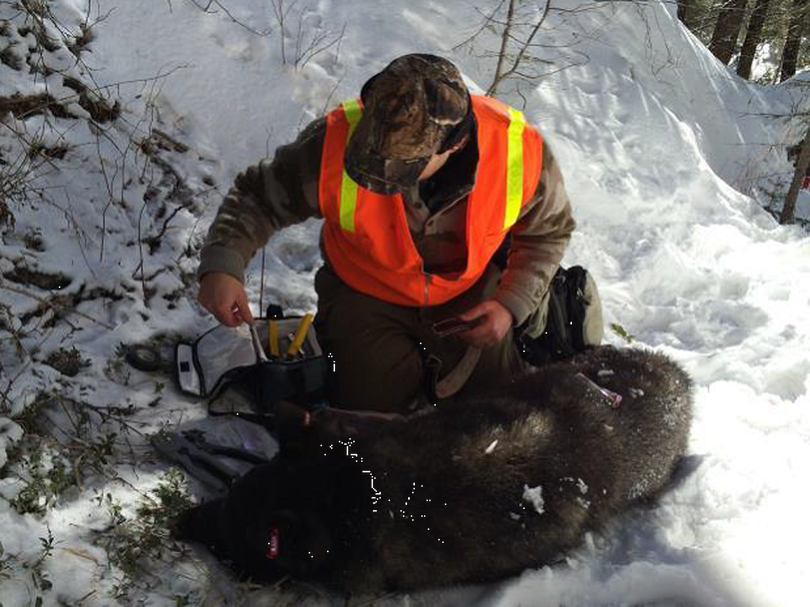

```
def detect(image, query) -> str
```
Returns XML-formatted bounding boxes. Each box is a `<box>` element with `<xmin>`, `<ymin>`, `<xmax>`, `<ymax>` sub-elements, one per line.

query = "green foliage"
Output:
<box><xmin>610</xmin><ymin>322</ymin><xmax>636</xmax><ymax>344</ymax></box>
<box><xmin>9</xmin><ymin>446</ymin><xmax>76</xmax><ymax>516</ymax></box>
<box><xmin>29</xmin><ymin>526</ymin><xmax>56</xmax><ymax>593</ymax></box>
<box><xmin>44</xmin><ymin>347</ymin><xmax>91</xmax><ymax>377</ymax></box>
<box><xmin>0</xmin><ymin>541</ymin><xmax>15</xmax><ymax>581</ymax></box>
<box><xmin>13</xmin><ymin>390</ymin><xmax>51</xmax><ymax>434</ymax></box>
<box><xmin>98</xmin><ymin>470</ymin><xmax>193</xmax><ymax>596</ymax></box>
<box><xmin>7</xmin><ymin>390</ymin><xmax>131</xmax><ymax>516</ymax></box>
<box><xmin>38</xmin><ymin>527</ymin><xmax>56</xmax><ymax>562</ymax></box>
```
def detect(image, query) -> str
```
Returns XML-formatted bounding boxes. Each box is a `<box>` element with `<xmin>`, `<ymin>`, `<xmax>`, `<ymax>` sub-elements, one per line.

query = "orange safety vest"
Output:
<box><xmin>319</xmin><ymin>95</ymin><xmax>543</xmax><ymax>307</ymax></box>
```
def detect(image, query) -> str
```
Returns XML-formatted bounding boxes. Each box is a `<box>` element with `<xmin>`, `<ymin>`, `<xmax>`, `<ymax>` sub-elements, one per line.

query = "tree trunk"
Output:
<box><xmin>709</xmin><ymin>0</ymin><xmax>750</xmax><ymax>65</ymax></box>
<box><xmin>779</xmin><ymin>0</ymin><xmax>809</xmax><ymax>82</ymax></box>
<box><xmin>489</xmin><ymin>0</ymin><xmax>516</xmax><ymax>97</ymax></box>
<box><xmin>736</xmin><ymin>0</ymin><xmax>771</xmax><ymax>79</ymax></box>
<box><xmin>677</xmin><ymin>0</ymin><xmax>700</xmax><ymax>29</ymax></box>
<box><xmin>780</xmin><ymin>125</ymin><xmax>810</xmax><ymax>224</ymax></box>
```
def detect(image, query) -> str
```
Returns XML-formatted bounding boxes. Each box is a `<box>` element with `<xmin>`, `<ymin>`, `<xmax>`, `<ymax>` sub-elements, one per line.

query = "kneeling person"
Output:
<box><xmin>197</xmin><ymin>54</ymin><xmax>586</xmax><ymax>412</ymax></box>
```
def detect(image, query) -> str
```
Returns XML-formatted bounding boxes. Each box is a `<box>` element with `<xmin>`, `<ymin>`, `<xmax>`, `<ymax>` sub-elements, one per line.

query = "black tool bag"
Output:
<box><xmin>174</xmin><ymin>315</ymin><xmax>329</xmax><ymax>427</ymax></box>
<box><xmin>520</xmin><ymin>266</ymin><xmax>604</xmax><ymax>366</ymax></box>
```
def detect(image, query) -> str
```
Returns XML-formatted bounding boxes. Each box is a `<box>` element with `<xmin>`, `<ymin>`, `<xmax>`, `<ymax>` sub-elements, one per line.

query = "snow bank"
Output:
<box><xmin>2</xmin><ymin>0</ymin><xmax>809</xmax><ymax>605</ymax></box>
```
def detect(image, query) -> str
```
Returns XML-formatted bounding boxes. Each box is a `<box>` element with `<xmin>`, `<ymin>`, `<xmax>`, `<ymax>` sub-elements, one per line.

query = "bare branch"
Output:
<box><xmin>452</xmin><ymin>0</ymin><xmax>509</xmax><ymax>51</ymax></box>
<box><xmin>0</xmin><ymin>279</ymin><xmax>116</xmax><ymax>330</ymax></box>
<box><xmin>487</xmin><ymin>0</ymin><xmax>554</xmax><ymax>96</ymax></box>
<box><xmin>490</xmin><ymin>0</ymin><xmax>517</xmax><ymax>97</ymax></box>
<box><xmin>269</xmin><ymin>0</ymin><xmax>344</xmax><ymax>70</ymax></box>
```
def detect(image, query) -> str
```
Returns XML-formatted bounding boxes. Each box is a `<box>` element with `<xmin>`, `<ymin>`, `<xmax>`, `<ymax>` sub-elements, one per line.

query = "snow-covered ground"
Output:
<box><xmin>1</xmin><ymin>0</ymin><xmax>809</xmax><ymax>605</ymax></box>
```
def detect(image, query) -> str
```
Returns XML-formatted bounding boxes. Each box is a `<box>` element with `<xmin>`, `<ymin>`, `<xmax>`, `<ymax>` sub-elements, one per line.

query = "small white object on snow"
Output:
<box><xmin>522</xmin><ymin>484</ymin><xmax>545</xmax><ymax>515</ymax></box>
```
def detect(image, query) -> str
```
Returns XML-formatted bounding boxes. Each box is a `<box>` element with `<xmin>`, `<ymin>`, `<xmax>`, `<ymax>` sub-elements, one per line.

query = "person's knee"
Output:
<box><xmin>330</xmin><ymin>345</ymin><xmax>423</xmax><ymax>413</ymax></box>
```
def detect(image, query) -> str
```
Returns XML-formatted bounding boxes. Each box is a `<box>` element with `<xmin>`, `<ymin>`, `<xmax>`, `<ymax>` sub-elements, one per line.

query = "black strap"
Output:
<box><xmin>564</xmin><ymin>266</ymin><xmax>589</xmax><ymax>351</ymax></box>
<box><xmin>422</xmin><ymin>354</ymin><xmax>442</xmax><ymax>404</ymax></box>
<box><xmin>545</xmin><ymin>273</ymin><xmax>577</xmax><ymax>359</ymax></box>
<box><xmin>517</xmin><ymin>266</ymin><xmax>587</xmax><ymax>366</ymax></box>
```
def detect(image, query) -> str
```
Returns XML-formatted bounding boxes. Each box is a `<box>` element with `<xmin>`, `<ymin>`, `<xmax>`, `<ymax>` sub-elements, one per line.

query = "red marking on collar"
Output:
<box><xmin>266</xmin><ymin>526</ymin><xmax>280</xmax><ymax>560</ymax></box>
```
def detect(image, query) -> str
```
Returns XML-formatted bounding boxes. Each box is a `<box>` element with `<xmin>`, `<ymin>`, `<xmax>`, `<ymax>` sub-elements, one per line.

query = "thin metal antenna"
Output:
<box><xmin>259</xmin><ymin>244</ymin><xmax>267</xmax><ymax>317</ymax></box>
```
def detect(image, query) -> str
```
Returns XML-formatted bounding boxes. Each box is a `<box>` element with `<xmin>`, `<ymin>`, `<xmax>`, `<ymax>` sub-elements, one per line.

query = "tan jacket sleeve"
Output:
<box><xmin>493</xmin><ymin>140</ymin><xmax>576</xmax><ymax>326</ymax></box>
<box><xmin>197</xmin><ymin>118</ymin><xmax>326</xmax><ymax>283</ymax></box>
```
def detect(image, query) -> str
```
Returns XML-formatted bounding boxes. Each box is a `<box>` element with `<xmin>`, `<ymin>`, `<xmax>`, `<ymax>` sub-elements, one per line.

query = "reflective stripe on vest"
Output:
<box><xmin>339</xmin><ymin>99</ymin><xmax>363</xmax><ymax>232</ymax></box>
<box><xmin>505</xmin><ymin>107</ymin><xmax>526</xmax><ymax>229</ymax></box>
<box><xmin>336</xmin><ymin>99</ymin><xmax>528</xmax><ymax>233</ymax></box>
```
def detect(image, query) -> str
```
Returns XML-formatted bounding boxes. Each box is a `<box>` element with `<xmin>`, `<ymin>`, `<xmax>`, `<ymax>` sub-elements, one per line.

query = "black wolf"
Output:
<box><xmin>173</xmin><ymin>346</ymin><xmax>693</xmax><ymax>595</ymax></box>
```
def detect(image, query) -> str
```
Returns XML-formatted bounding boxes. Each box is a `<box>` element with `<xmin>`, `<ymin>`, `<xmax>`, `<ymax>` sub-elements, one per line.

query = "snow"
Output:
<box><xmin>1</xmin><ymin>0</ymin><xmax>810</xmax><ymax>605</ymax></box>
<box><xmin>523</xmin><ymin>484</ymin><xmax>546</xmax><ymax>516</ymax></box>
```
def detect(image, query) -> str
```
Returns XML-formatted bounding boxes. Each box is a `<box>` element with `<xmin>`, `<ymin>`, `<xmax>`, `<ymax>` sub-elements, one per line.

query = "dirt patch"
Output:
<box><xmin>44</xmin><ymin>347</ymin><xmax>90</xmax><ymax>377</ymax></box>
<box><xmin>66</xmin><ymin>24</ymin><xmax>94</xmax><ymax>58</ymax></box>
<box><xmin>27</xmin><ymin>140</ymin><xmax>68</xmax><ymax>160</ymax></box>
<box><xmin>140</xmin><ymin>128</ymin><xmax>189</xmax><ymax>154</ymax></box>
<box><xmin>0</xmin><ymin>92</ymin><xmax>74</xmax><ymax>121</ymax></box>
<box><xmin>23</xmin><ymin>229</ymin><xmax>45</xmax><ymax>251</ymax></box>
<box><xmin>16</xmin><ymin>23</ymin><xmax>60</xmax><ymax>53</ymax></box>
<box><xmin>0</xmin><ymin>199</ymin><xmax>13</xmax><ymax>227</ymax></box>
<box><xmin>0</xmin><ymin>44</ymin><xmax>23</xmax><ymax>70</ymax></box>
<box><xmin>137</xmin><ymin>129</ymin><xmax>197</xmax><ymax>253</ymax></box>
<box><xmin>18</xmin><ymin>284</ymin><xmax>123</xmax><ymax>328</ymax></box>
<box><xmin>3</xmin><ymin>266</ymin><xmax>72</xmax><ymax>290</ymax></box>
<box><xmin>62</xmin><ymin>76</ymin><xmax>120</xmax><ymax>123</ymax></box>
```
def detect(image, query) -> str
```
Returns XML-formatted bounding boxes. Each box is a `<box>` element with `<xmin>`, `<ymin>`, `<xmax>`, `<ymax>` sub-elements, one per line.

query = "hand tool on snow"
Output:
<box><xmin>151</xmin><ymin>429</ymin><xmax>271</xmax><ymax>492</ymax></box>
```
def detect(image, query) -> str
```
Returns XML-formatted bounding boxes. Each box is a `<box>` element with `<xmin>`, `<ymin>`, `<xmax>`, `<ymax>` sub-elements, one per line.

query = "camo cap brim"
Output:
<box><xmin>345</xmin><ymin>54</ymin><xmax>471</xmax><ymax>195</ymax></box>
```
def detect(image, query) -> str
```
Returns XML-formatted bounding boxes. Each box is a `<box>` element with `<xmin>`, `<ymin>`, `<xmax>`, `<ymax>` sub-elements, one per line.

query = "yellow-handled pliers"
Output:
<box><xmin>286</xmin><ymin>314</ymin><xmax>314</xmax><ymax>359</ymax></box>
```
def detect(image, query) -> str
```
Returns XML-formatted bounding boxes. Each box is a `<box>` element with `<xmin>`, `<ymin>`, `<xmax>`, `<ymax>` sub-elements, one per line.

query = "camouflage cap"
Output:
<box><xmin>344</xmin><ymin>54</ymin><xmax>471</xmax><ymax>194</ymax></box>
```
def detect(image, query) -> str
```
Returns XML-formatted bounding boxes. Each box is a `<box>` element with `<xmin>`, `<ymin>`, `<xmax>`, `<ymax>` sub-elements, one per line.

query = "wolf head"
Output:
<box><xmin>171</xmin><ymin>460</ymin><xmax>335</xmax><ymax>582</ymax></box>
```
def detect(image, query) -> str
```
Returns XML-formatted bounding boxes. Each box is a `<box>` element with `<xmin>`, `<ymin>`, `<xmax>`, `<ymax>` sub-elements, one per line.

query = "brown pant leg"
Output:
<box><xmin>314</xmin><ymin>266</ymin><xmax>424</xmax><ymax>413</ymax></box>
<box><xmin>314</xmin><ymin>264</ymin><xmax>539</xmax><ymax>412</ymax></box>
<box><xmin>458</xmin><ymin>327</ymin><xmax>526</xmax><ymax>396</ymax></box>
<box><xmin>429</xmin><ymin>264</ymin><xmax>529</xmax><ymax>400</ymax></box>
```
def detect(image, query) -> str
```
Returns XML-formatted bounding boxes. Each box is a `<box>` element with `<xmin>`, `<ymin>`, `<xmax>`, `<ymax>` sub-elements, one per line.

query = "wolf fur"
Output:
<box><xmin>173</xmin><ymin>346</ymin><xmax>693</xmax><ymax>595</ymax></box>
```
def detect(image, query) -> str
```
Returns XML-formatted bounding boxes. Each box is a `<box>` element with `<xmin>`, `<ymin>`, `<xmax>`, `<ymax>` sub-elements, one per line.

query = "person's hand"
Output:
<box><xmin>198</xmin><ymin>272</ymin><xmax>255</xmax><ymax>327</ymax></box>
<box><xmin>457</xmin><ymin>300</ymin><xmax>514</xmax><ymax>348</ymax></box>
